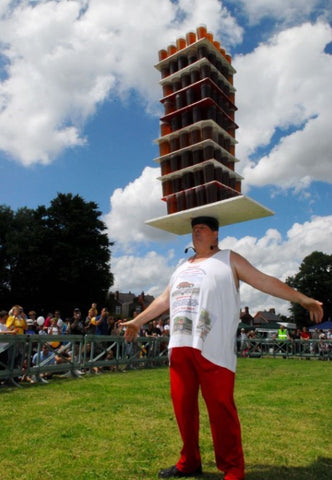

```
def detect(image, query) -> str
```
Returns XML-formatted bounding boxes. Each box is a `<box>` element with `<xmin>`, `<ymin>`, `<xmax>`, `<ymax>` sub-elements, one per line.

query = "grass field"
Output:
<box><xmin>0</xmin><ymin>358</ymin><xmax>331</xmax><ymax>480</ymax></box>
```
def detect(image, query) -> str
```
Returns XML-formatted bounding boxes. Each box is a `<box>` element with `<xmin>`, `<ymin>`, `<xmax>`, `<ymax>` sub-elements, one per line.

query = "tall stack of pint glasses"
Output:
<box><xmin>156</xmin><ymin>25</ymin><xmax>242</xmax><ymax>214</ymax></box>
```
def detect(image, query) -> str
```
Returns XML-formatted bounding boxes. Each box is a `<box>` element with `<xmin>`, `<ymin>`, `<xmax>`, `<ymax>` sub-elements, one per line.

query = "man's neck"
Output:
<box><xmin>191</xmin><ymin>245</ymin><xmax>220</xmax><ymax>261</ymax></box>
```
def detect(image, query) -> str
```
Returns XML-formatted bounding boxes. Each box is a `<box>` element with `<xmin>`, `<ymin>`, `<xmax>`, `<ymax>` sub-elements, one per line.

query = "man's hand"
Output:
<box><xmin>120</xmin><ymin>320</ymin><xmax>139</xmax><ymax>342</ymax></box>
<box><xmin>300</xmin><ymin>298</ymin><xmax>324</xmax><ymax>323</ymax></box>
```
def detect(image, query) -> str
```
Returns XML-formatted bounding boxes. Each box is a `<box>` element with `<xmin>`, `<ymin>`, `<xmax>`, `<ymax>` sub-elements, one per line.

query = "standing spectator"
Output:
<box><xmin>95</xmin><ymin>308</ymin><xmax>109</xmax><ymax>336</ymax></box>
<box><xmin>28</xmin><ymin>310</ymin><xmax>37</xmax><ymax>325</ymax></box>
<box><xmin>84</xmin><ymin>309</ymin><xmax>96</xmax><ymax>334</ymax></box>
<box><xmin>6</xmin><ymin>305</ymin><xmax>27</xmax><ymax>335</ymax></box>
<box><xmin>6</xmin><ymin>305</ymin><xmax>27</xmax><ymax>367</ymax></box>
<box><xmin>48</xmin><ymin>317</ymin><xmax>62</xmax><ymax>349</ymax></box>
<box><xmin>300</xmin><ymin>326</ymin><xmax>311</xmax><ymax>341</ymax></box>
<box><xmin>300</xmin><ymin>326</ymin><xmax>311</xmax><ymax>355</ymax></box>
<box><xmin>157</xmin><ymin>318</ymin><xmax>165</xmax><ymax>335</ymax></box>
<box><xmin>36</xmin><ymin>316</ymin><xmax>46</xmax><ymax>335</ymax></box>
<box><xmin>67</xmin><ymin>308</ymin><xmax>84</xmax><ymax>335</ymax></box>
<box><xmin>0</xmin><ymin>310</ymin><xmax>16</xmax><ymax>370</ymax></box>
<box><xmin>48</xmin><ymin>317</ymin><xmax>61</xmax><ymax>336</ymax></box>
<box><xmin>276</xmin><ymin>325</ymin><xmax>289</xmax><ymax>340</ymax></box>
<box><xmin>89</xmin><ymin>303</ymin><xmax>98</xmax><ymax>318</ymax></box>
<box><xmin>43</xmin><ymin>312</ymin><xmax>54</xmax><ymax>332</ymax></box>
<box><xmin>239</xmin><ymin>329</ymin><xmax>248</xmax><ymax>357</ymax></box>
<box><xmin>26</xmin><ymin>319</ymin><xmax>36</xmax><ymax>335</ymax></box>
<box><xmin>107</xmin><ymin>315</ymin><xmax>116</xmax><ymax>335</ymax></box>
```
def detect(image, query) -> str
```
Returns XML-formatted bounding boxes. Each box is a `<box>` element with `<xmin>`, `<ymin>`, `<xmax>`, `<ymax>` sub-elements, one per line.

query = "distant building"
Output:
<box><xmin>254</xmin><ymin>308</ymin><xmax>280</xmax><ymax>326</ymax></box>
<box><xmin>240</xmin><ymin>306</ymin><xmax>254</xmax><ymax>326</ymax></box>
<box><xmin>108</xmin><ymin>290</ymin><xmax>155</xmax><ymax>318</ymax></box>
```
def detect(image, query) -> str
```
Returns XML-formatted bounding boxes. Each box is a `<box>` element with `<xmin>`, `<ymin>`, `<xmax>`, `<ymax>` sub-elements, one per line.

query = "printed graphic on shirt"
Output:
<box><xmin>171</xmin><ymin>265</ymin><xmax>212</xmax><ymax>341</ymax></box>
<box><xmin>196</xmin><ymin>309</ymin><xmax>211</xmax><ymax>341</ymax></box>
<box><xmin>173</xmin><ymin>316</ymin><xmax>193</xmax><ymax>335</ymax></box>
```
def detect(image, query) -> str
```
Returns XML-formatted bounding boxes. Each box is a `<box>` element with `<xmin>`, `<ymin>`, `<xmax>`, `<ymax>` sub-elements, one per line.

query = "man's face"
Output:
<box><xmin>192</xmin><ymin>224</ymin><xmax>218</xmax><ymax>248</ymax></box>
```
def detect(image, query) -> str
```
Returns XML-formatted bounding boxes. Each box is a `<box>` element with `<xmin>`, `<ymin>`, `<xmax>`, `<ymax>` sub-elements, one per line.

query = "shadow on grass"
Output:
<box><xmin>199</xmin><ymin>456</ymin><xmax>332</xmax><ymax>480</ymax></box>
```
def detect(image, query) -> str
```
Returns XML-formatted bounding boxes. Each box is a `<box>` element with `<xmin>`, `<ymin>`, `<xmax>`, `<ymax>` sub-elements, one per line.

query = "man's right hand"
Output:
<box><xmin>120</xmin><ymin>320</ymin><xmax>139</xmax><ymax>341</ymax></box>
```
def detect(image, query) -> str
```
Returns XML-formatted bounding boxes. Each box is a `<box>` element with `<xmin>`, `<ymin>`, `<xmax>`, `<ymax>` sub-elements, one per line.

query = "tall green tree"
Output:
<box><xmin>0</xmin><ymin>194</ymin><xmax>114</xmax><ymax>316</ymax></box>
<box><xmin>5</xmin><ymin>206</ymin><xmax>50</xmax><ymax>308</ymax></box>
<box><xmin>0</xmin><ymin>205</ymin><xmax>15</xmax><ymax>303</ymax></box>
<box><xmin>43</xmin><ymin>193</ymin><xmax>113</xmax><ymax>315</ymax></box>
<box><xmin>286</xmin><ymin>251</ymin><xmax>332</xmax><ymax>326</ymax></box>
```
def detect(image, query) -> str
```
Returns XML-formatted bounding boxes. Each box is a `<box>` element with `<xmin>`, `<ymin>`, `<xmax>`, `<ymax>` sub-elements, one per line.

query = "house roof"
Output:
<box><xmin>254</xmin><ymin>310</ymin><xmax>280</xmax><ymax>324</ymax></box>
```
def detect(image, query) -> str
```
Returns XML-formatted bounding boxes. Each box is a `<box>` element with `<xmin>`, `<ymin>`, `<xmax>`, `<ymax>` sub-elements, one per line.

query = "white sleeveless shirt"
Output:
<box><xmin>168</xmin><ymin>249</ymin><xmax>240</xmax><ymax>372</ymax></box>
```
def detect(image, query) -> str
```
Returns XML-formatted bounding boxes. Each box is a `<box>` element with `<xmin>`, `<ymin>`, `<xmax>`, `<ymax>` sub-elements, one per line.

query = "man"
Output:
<box><xmin>94</xmin><ymin>308</ymin><xmax>109</xmax><ymax>336</ymax></box>
<box><xmin>276</xmin><ymin>324</ymin><xmax>289</xmax><ymax>340</ymax></box>
<box><xmin>68</xmin><ymin>308</ymin><xmax>84</xmax><ymax>335</ymax></box>
<box><xmin>122</xmin><ymin>216</ymin><xmax>323</xmax><ymax>480</ymax></box>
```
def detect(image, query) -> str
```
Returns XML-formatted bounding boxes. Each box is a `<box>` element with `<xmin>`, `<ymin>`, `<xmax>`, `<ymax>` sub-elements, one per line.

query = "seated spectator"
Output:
<box><xmin>31</xmin><ymin>344</ymin><xmax>56</xmax><ymax>383</ymax></box>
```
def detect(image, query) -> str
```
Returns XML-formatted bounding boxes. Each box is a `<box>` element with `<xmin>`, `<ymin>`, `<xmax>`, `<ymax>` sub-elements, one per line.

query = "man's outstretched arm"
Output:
<box><xmin>121</xmin><ymin>286</ymin><xmax>170</xmax><ymax>341</ymax></box>
<box><xmin>231</xmin><ymin>251</ymin><xmax>323</xmax><ymax>324</ymax></box>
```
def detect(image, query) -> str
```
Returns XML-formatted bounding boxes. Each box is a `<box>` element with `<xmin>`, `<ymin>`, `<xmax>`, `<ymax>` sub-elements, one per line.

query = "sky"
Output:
<box><xmin>0</xmin><ymin>0</ymin><xmax>331</xmax><ymax>318</ymax></box>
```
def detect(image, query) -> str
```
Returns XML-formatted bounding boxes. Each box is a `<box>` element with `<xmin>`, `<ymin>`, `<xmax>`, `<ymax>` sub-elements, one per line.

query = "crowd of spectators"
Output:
<box><xmin>237</xmin><ymin>325</ymin><xmax>332</xmax><ymax>359</ymax></box>
<box><xmin>0</xmin><ymin>303</ymin><xmax>171</xmax><ymax>385</ymax></box>
<box><xmin>1</xmin><ymin>304</ymin><xmax>330</xmax><ymax>386</ymax></box>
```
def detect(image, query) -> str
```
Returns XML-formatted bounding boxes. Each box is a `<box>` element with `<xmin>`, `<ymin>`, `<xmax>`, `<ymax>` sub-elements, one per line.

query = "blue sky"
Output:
<box><xmin>0</xmin><ymin>0</ymin><xmax>331</xmax><ymax>316</ymax></box>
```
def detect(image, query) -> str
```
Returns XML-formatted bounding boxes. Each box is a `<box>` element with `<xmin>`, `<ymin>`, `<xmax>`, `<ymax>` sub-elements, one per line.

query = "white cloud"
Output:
<box><xmin>219</xmin><ymin>215</ymin><xmax>332</xmax><ymax>315</ymax></box>
<box><xmin>0</xmin><ymin>0</ymin><xmax>239</xmax><ymax>165</ymax></box>
<box><xmin>234</xmin><ymin>21</ymin><xmax>332</xmax><ymax>191</ymax></box>
<box><xmin>111</xmin><ymin>250</ymin><xmax>176</xmax><ymax>299</ymax></box>
<box><xmin>103</xmin><ymin>166</ymin><xmax>176</xmax><ymax>250</ymax></box>
<box><xmin>230</xmin><ymin>0</ymin><xmax>332</xmax><ymax>25</ymax></box>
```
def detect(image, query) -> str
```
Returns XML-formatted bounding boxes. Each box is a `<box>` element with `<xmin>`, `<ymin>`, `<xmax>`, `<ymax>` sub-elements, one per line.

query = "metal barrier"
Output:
<box><xmin>0</xmin><ymin>334</ymin><xmax>170</xmax><ymax>387</ymax></box>
<box><xmin>238</xmin><ymin>338</ymin><xmax>332</xmax><ymax>360</ymax></box>
<box><xmin>1</xmin><ymin>335</ymin><xmax>331</xmax><ymax>387</ymax></box>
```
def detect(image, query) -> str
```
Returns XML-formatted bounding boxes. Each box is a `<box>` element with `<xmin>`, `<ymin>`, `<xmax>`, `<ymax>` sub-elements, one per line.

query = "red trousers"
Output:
<box><xmin>170</xmin><ymin>347</ymin><xmax>245</xmax><ymax>480</ymax></box>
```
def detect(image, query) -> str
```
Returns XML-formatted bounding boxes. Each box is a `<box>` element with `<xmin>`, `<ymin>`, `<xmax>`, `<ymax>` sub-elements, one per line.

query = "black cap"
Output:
<box><xmin>191</xmin><ymin>216</ymin><xmax>219</xmax><ymax>231</ymax></box>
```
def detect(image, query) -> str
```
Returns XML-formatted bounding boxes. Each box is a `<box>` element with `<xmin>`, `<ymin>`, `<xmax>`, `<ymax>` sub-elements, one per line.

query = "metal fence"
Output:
<box><xmin>1</xmin><ymin>334</ymin><xmax>330</xmax><ymax>388</ymax></box>
<box><xmin>237</xmin><ymin>338</ymin><xmax>332</xmax><ymax>360</ymax></box>
<box><xmin>0</xmin><ymin>334</ymin><xmax>169</xmax><ymax>387</ymax></box>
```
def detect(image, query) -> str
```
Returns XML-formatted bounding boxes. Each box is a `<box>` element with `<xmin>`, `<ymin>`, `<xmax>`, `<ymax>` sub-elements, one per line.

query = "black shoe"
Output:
<box><xmin>158</xmin><ymin>465</ymin><xmax>202</xmax><ymax>478</ymax></box>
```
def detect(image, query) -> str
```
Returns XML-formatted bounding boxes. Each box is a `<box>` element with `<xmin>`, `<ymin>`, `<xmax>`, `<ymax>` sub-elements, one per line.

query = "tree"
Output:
<box><xmin>286</xmin><ymin>251</ymin><xmax>332</xmax><ymax>326</ymax></box>
<box><xmin>0</xmin><ymin>193</ymin><xmax>114</xmax><ymax>316</ymax></box>
<box><xmin>5</xmin><ymin>206</ymin><xmax>51</xmax><ymax>308</ymax></box>
<box><xmin>0</xmin><ymin>205</ymin><xmax>15</xmax><ymax>304</ymax></box>
<box><xmin>43</xmin><ymin>193</ymin><xmax>113</xmax><ymax>315</ymax></box>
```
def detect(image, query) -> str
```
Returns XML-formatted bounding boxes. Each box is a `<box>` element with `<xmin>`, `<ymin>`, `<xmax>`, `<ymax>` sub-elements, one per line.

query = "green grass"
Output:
<box><xmin>0</xmin><ymin>358</ymin><xmax>331</xmax><ymax>480</ymax></box>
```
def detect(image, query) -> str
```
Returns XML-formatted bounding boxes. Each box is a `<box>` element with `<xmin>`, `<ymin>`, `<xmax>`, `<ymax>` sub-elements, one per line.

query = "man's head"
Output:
<box><xmin>191</xmin><ymin>216</ymin><xmax>219</xmax><ymax>252</ymax></box>
<box><xmin>191</xmin><ymin>216</ymin><xmax>219</xmax><ymax>231</ymax></box>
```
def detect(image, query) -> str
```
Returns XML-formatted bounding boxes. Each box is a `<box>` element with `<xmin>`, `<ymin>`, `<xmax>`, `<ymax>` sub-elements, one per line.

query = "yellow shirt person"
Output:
<box><xmin>6</xmin><ymin>305</ymin><xmax>27</xmax><ymax>335</ymax></box>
